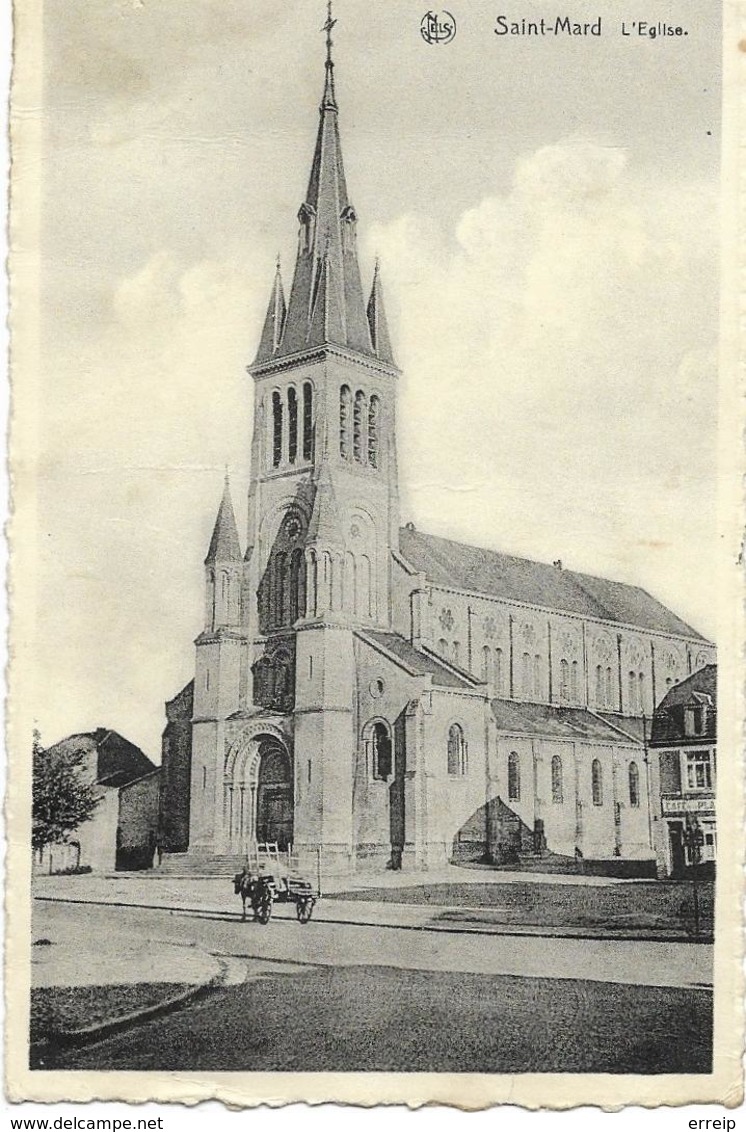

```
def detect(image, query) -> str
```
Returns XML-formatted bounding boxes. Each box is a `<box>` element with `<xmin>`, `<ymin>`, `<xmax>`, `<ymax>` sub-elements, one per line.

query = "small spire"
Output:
<box><xmin>367</xmin><ymin>258</ymin><xmax>395</xmax><ymax>364</ymax></box>
<box><xmin>254</xmin><ymin>260</ymin><xmax>287</xmax><ymax>361</ymax></box>
<box><xmin>205</xmin><ymin>478</ymin><xmax>242</xmax><ymax>564</ymax></box>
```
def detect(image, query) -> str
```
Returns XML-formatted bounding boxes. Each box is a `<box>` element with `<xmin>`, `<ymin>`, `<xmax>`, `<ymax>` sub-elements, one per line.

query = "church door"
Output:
<box><xmin>255</xmin><ymin>741</ymin><xmax>294</xmax><ymax>850</ymax></box>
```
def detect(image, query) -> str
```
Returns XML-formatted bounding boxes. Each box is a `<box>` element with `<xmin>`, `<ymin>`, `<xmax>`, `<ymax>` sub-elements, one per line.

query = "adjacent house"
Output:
<box><xmin>35</xmin><ymin>729</ymin><xmax>160</xmax><ymax>874</ymax></box>
<box><xmin>649</xmin><ymin>665</ymin><xmax>717</xmax><ymax>878</ymax></box>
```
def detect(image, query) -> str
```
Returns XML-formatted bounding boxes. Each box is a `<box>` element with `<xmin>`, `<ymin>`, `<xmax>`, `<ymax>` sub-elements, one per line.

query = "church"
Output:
<box><xmin>158</xmin><ymin>30</ymin><xmax>715</xmax><ymax>875</ymax></box>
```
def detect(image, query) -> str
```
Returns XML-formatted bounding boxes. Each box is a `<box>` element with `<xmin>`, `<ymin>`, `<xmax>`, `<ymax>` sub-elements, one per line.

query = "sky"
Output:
<box><xmin>33</xmin><ymin>0</ymin><xmax>722</xmax><ymax>756</ymax></box>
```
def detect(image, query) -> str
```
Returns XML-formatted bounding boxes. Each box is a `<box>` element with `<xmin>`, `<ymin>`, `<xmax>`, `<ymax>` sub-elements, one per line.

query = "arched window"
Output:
<box><xmin>522</xmin><ymin>652</ymin><xmax>532</xmax><ymax>696</ymax></box>
<box><xmin>287</xmin><ymin>386</ymin><xmax>298</xmax><ymax>463</ymax></box>
<box><xmin>605</xmin><ymin>666</ymin><xmax>613</xmax><ymax>707</ymax></box>
<box><xmin>595</xmin><ymin>664</ymin><xmax>603</xmax><ymax>704</ymax></box>
<box><xmin>344</xmin><ymin>551</ymin><xmax>356</xmax><ymax>613</ymax></box>
<box><xmin>508</xmin><ymin>751</ymin><xmax>520</xmax><ymax>802</ymax></box>
<box><xmin>452</xmin><ymin>640</ymin><xmax>460</xmax><ymax>666</ymax></box>
<box><xmin>438</xmin><ymin>638</ymin><xmax>448</xmax><ymax>655</ymax></box>
<box><xmin>533</xmin><ymin>654</ymin><xmax>541</xmax><ymax>697</ymax></box>
<box><xmin>638</xmin><ymin>672</ymin><xmax>645</xmax><ymax>714</ymax></box>
<box><xmin>289</xmin><ymin>548</ymin><xmax>304</xmax><ymax>623</ymax></box>
<box><xmin>571</xmin><ymin>660</ymin><xmax>579</xmax><ymax>701</ymax></box>
<box><xmin>551</xmin><ymin>755</ymin><xmax>563</xmax><ymax>804</ymax></box>
<box><xmin>560</xmin><ymin>659</ymin><xmax>570</xmax><ymax>701</ymax></box>
<box><xmin>340</xmin><ymin>385</ymin><xmax>351</xmax><ymax>459</ymax></box>
<box><xmin>273</xmin><ymin>552</ymin><xmax>286</xmax><ymax>626</ymax></box>
<box><xmin>221</xmin><ymin>571</ymin><xmax>229</xmax><ymax>602</ymax></box>
<box><xmin>627</xmin><ymin>670</ymin><xmax>638</xmax><ymax>713</ymax></box>
<box><xmin>482</xmin><ymin>645</ymin><xmax>492</xmax><ymax>684</ymax></box>
<box><xmin>447</xmin><ymin>724</ymin><xmax>467</xmax><ymax>776</ymax></box>
<box><xmin>495</xmin><ymin>648</ymin><xmax>503</xmax><ymax>693</ymax></box>
<box><xmin>358</xmin><ymin>554</ymin><xmax>372</xmax><ymax>618</ymax></box>
<box><xmin>272</xmin><ymin>391</ymin><xmax>282</xmax><ymax>467</ymax></box>
<box><xmin>367</xmin><ymin>720</ymin><xmax>392</xmax><ymax>781</ymax></box>
<box><xmin>628</xmin><ymin>761</ymin><xmax>640</xmax><ymax>807</ymax></box>
<box><xmin>302</xmin><ymin>382</ymin><xmax>313</xmax><ymax>461</ymax></box>
<box><xmin>353</xmin><ymin>390</ymin><xmax>367</xmax><ymax>463</ymax></box>
<box><xmin>591</xmin><ymin>758</ymin><xmax>603</xmax><ymax>806</ymax></box>
<box><xmin>306</xmin><ymin>549</ymin><xmax>318</xmax><ymax>616</ymax></box>
<box><xmin>368</xmin><ymin>395</ymin><xmax>380</xmax><ymax>468</ymax></box>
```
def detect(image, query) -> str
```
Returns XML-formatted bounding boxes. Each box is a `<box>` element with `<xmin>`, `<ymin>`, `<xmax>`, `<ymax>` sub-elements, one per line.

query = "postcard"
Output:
<box><xmin>6</xmin><ymin>0</ymin><xmax>742</xmax><ymax>1109</ymax></box>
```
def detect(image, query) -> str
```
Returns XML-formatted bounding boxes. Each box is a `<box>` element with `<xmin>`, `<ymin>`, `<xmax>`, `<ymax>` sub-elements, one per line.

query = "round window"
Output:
<box><xmin>370</xmin><ymin>678</ymin><xmax>385</xmax><ymax>698</ymax></box>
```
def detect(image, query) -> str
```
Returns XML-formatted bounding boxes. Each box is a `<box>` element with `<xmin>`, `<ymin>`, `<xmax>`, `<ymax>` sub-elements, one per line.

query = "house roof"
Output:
<box><xmin>358</xmin><ymin>630</ymin><xmax>479</xmax><ymax>690</ymax></box>
<box><xmin>490</xmin><ymin>699</ymin><xmax>642</xmax><ymax>744</ymax></box>
<box><xmin>398</xmin><ymin>525</ymin><xmax>706</xmax><ymax>640</ymax></box>
<box><xmin>650</xmin><ymin>664</ymin><xmax>717</xmax><ymax>745</ymax></box>
<box><xmin>45</xmin><ymin>729</ymin><xmax>157</xmax><ymax>788</ymax></box>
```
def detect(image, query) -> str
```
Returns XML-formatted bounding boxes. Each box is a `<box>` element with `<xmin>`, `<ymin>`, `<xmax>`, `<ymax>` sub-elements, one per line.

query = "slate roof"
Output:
<box><xmin>45</xmin><ymin>729</ymin><xmax>157</xmax><ymax>788</ymax></box>
<box><xmin>399</xmin><ymin>526</ymin><xmax>706</xmax><ymax>640</ymax></box>
<box><xmin>358</xmin><ymin>630</ymin><xmax>478</xmax><ymax>690</ymax></box>
<box><xmin>205</xmin><ymin>478</ymin><xmax>241</xmax><ymax>563</ymax></box>
<box><xmin>650</xmin><ymin>664</ymin><xmax>717</xmax><ymax>745</ymax></box>
<box><xmin>596</xmin><ymin>713</ymin><xmax>649</xmax><ymax>744</ymax></box>
<box><xmin>491</xmin><ymin>700</ymin><xmax>642</xmax><ymax>744</ymax></box>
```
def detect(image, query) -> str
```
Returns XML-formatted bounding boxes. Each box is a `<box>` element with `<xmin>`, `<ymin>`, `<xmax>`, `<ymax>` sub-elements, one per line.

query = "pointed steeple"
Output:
<box><xmin>255</xmin><ymin>258</ymin><xmax>286</xmax><ymax>362</ymax></box>
<box><xmin>272</xmin><ymin>5</ymin><xmax>374</xmax><ymax>360</ymax></box>
<box><xmin>367</xmin><ymin>259</ymin><xmax>395</xmax><ymax>364</ymax></box>
<box><xmin>205</xmin><ymin>476</ymin><xmax>242</xmax><ymax>563</ymax></box>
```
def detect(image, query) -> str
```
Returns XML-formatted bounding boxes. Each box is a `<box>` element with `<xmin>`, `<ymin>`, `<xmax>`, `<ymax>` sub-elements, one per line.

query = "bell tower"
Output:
<box><xmin>239</xmin><ymin>6</ymin><xmax>401</xmax><ymax>865</ymax></box>
<box><xmin>243</xmin><ymin>6</ymin><xmax>400</xmax><ymax>649</ymax></box>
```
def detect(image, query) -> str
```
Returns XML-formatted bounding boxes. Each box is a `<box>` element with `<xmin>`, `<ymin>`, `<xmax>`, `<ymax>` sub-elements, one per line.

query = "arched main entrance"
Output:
<box><xmin>255</xmin><ymin>740</ymin><xmax>293</xmax><ymax>849</ymax></box>
<box><xmin>224</xmin><ymin>729</ymin><xmax>294</xmax><ymax>853</ymax></box>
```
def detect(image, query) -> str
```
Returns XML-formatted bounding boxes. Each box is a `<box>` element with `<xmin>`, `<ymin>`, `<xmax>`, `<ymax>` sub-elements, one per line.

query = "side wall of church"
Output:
<box><xmin>418</xmin><ymin>689</ymin><xmax>491</xmax><ymax>866</ymax></box>
<box><xmin>490</xmin><ymin>733</ymin><xmax>653</xmax><ymax>861</ymax></box>
<box><xmin>399</xmin><ymin>580</ymin><xmax>715</xmax><ymax>715</ymax></box>
<box><xmin>353</xmin><ymin>637</ymin><xmax>491</xmax><ymax>867</ymax></box>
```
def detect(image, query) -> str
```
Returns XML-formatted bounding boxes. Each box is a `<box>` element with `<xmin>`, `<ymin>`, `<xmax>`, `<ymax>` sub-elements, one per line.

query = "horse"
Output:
<box><xmin>233</xmin><ymin>867</ymin><xmax>274</xmax><ymax>923</ymax></box>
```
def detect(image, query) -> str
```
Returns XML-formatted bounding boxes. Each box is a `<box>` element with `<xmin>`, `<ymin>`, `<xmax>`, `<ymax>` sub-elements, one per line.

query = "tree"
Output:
<box><xmin>32</xmin><ymin>735</ymin><xmax>101</xmax><ymax>854</ymax></box>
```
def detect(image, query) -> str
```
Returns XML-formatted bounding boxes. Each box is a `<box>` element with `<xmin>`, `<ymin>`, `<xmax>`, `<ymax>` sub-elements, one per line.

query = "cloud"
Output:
<box><xmin>366</xmin><ymin>138</ymin><xmax>717</xmax><ymax>621</ymax></box>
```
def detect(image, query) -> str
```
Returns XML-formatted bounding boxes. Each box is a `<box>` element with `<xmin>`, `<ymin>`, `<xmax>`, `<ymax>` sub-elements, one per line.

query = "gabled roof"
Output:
<box><xmin>491</xmin><ymin>700</ymin><xmax>642</xmax><ymax>744</ymax></box>
<box><xmin>399</xmin><ymin>525</ymin><xmax>706</xmax><ymax>640</ymax></box>
<box><xmin>358</xmin><ymin>630</ymin><xmax>479</xmax><ymax>690</ymax></box>
<box><xmin>44</xmin><ymin>729</ymin><xmax>157</xmax><ymax>788</ymax></box>
<box><xmin>650</xmin><ymin>664</ymin><xmax>717</xmax><ymax>745</ymax></box>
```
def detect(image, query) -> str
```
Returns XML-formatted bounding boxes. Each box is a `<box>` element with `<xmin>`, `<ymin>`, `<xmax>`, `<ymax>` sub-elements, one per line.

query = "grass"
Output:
<box><xmin>332</xmin><ymin>879</ymin><xmax>714</xmax><ymax>935</ymax></box>
<box><xmin>30</xmin><ymin>983</ymin><xmax>192</xmax><ymax>1043</ymax></box>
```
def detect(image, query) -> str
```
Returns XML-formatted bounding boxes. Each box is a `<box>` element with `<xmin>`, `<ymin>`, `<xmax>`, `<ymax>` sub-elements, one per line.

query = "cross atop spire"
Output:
<box><xmin>320</xmin><ymin>0</ymin><xmax>338</xmax><ymax>111</ymax></box>
<box><xmin>323</xmin><ymin>0</ymin><xmax>337</xmax><ymax>66</ymax></box>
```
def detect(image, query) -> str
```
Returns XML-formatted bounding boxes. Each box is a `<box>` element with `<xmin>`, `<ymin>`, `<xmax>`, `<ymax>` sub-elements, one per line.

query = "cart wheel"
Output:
<box><xmin>296</xmin><ymin>897</ymin><xmax>314</xmax><ymax>924</ymax></box>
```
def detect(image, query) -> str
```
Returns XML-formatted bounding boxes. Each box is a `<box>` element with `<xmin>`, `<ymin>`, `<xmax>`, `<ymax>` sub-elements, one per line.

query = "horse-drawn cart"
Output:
<box><xmin>233</xmin><ymin>842</ymin><xmax>319</xmax><ymax>925</ymax></box>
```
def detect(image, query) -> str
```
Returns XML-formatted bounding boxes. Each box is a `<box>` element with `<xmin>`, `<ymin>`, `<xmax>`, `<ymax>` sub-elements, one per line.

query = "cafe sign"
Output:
<box><xmin>661</xmin><ymin>795</ymin><xmax>715</xmax><ymax>818</ymax></box>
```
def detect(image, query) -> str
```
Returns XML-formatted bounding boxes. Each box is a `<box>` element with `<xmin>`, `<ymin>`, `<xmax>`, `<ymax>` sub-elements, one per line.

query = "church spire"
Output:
<box><xmin>367</xmin><ymin>258</ymin><xmax>395</xmax><ymax>364</ymax></box>
<box><xmin>267</xmin><ymin>3</ymin><xmax>374</xmax><ymax>361</ymax></box>
<box><xmin>205</xmin><ymin>476</ymin><xmax>242</xmax><ymax>564</ymax></box>
<box><xmin>255</xmin><ymin>257</ymin><xmax>286</xmax><ymax>362</ymax></box>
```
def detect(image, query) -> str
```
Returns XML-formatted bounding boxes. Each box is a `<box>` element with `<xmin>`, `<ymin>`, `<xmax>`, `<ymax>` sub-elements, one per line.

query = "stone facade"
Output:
<box><xmin>159</xmin><ymin>45</ymin><xmax>715</xmax><ymax>874</ymax></box>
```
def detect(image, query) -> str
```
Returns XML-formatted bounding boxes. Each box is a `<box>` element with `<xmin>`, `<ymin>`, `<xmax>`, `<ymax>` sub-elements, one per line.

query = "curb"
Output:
<box><xmin>30</xmin><ymin>959</ymin><xmax>228</xmax><ymax>1066</ymax></box>
<box><xmin>32</xmin><ymin>893</ymin><xmax>713</xmax><ymax>946</ymax></box>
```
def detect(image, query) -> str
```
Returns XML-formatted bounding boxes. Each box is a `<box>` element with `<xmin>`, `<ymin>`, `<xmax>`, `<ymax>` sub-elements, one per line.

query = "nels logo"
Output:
<box><xmin>420</xmin><ymin>10</ymin><xmax>457</xmax><ymax>44</ymax></box>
